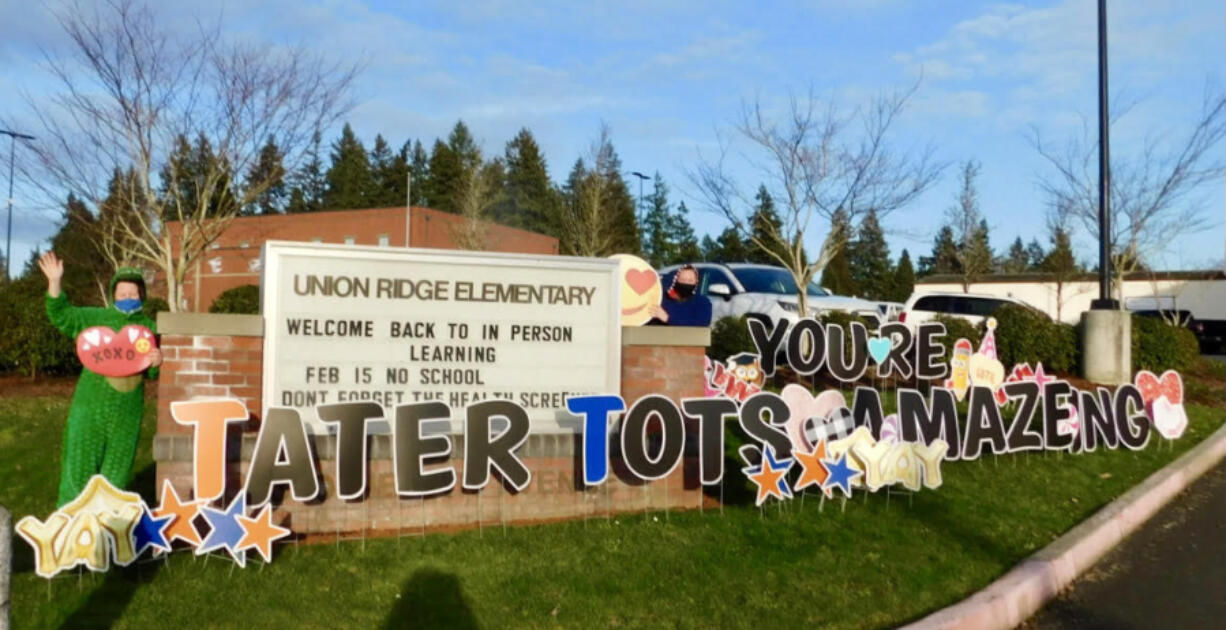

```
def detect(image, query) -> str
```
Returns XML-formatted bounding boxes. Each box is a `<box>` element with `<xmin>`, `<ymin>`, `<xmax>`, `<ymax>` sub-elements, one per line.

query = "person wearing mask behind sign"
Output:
<box><xmin>649</xmin><ymin>264</ymin><xmax>712</xmax><ymax>326</ymax></box>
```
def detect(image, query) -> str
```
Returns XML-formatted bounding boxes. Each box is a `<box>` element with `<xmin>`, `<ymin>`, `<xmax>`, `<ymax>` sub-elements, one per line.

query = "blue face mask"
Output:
<box><xmin>115</xmin><ymin>298</ymin><xmax>143</xmax><ymax>314</ymax></box>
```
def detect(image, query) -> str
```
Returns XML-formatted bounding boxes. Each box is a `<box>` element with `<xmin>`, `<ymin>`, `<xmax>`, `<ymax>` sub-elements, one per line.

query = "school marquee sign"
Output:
<box><xmin>260</xmin><ymin>242</ymin><xmax>622</xmax><ymax>433</ymax></box>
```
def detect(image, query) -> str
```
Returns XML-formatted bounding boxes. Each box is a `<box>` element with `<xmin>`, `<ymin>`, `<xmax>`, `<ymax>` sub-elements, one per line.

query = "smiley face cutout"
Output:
<box><xmin>610</xmin><ymin>254</ymin><xmax>662</xmax><ymax>326</ymax></box>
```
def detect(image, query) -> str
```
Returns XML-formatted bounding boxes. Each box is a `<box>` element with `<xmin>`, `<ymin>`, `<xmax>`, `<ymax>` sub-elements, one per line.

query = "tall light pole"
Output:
<box><xmin>1</xmin><ymin>129</ymin><xmax>36</xmax><ymax>280</ymax></box>
<box><xmin>1081</xmin><ymin>0</ymin><xmax>1130</xmax><ymax>385</ymax></box>
<box><xmin>1092</xmin><ymin>0</ymin><xmax>1115</xmax><ymax>309</ymax></box>
<box><xmin>630</xmin><ymin>171</ymin><xmax>649</xmax><ymax>225</ymax></box>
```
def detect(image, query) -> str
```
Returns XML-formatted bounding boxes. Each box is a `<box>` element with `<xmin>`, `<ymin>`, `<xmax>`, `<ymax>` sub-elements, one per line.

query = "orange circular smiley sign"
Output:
<box><xmin>610</xmin><ymin>254</ymin><xmax>662</xmax><ymax>327</ymax></box>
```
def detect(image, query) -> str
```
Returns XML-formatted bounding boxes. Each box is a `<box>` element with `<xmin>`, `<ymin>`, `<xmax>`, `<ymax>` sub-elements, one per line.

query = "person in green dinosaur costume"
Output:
<box><xmin>39</xmin><ymin>251</ymin><xmax>163</xmax><ymax>507</ymax></box>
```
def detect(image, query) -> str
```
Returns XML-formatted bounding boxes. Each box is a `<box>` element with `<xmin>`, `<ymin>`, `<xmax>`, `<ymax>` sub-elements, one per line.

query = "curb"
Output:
<box><xmin>902</xmin><ymin>421</ymin><xmax>1226</xmax><ymax>630</ymax></box>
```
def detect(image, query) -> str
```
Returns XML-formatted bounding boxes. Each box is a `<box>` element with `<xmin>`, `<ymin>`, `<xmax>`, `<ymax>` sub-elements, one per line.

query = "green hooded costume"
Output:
<box><xmin>46</xmin><ymin>268</ymin><xmax>158</xmax><ymax>506</ymax></box>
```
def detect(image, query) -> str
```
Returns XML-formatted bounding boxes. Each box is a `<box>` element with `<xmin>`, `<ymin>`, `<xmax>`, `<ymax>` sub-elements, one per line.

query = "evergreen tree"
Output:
<box><xmin>890</xmin><ymin>249</ymin><xmax>916</xmax><ymax>302</ymax></box>
<box><xmin>591</xmin><ymin>135</ymin><xmax>639</xmax><ymax>254</ymax></box>
<box><xmin>641</xmin><ymin>173</ymin><xmax>674</xmax><ymax>267</ymax></box>
<box><xmin>848</xmin><ymin>208</ymin><xmax>892</xmax><ymax>300</ymax></box>
<box><xmin>369</xmin><ymin>135</ymin><xmax>409</xmax><ymax>207</ymax></box>
<box><xmin>160</xmin><ymin>133</ymin><xmax>238</xmax><ymax>219</ymax></box>
<box><xmin>287</xmin><ymin>129</ymin><xmax>325</xmax><ymax>213</ymax></box>
<box><xmin>448</xmin><ymin>121</ymin><xmax>482</xmax><ymax>175</ymax></box>
<box><xmin>1001</xmin><ymin>237</ymin><xmax>1030</xmax><ymax>274</ymax></box>
<box><xmin>820</xmin><ymin>208</ymin><xmax>856</xmax><ymax>295</ymax></box>
<box><xmin>747</xmin><ymin>185</ymin><xmax>791</xmax><ymax>265</ymax></box>
<box><xmin>52</xmin><ymin>194</ymin><xmax>110</xmax><ymax>304</ymax></box>
<box><xmin>704</xmin><ymin>227</ymin><xmax>750</xmax><ymax>262</ymax></box>
<box><xmin>918</xmin><ymin>225</ymin><xmax>961</xmax><ymax>275</ymax></box>
<box><xmin>558</xmin><ymin>157</ymin><xmax>591</xmax><ymax>255</ymax></box>
<box><xmin>160</xmin><ymin>134</ymin><xmax>195</xmax><ymax>214</ymax></box>
<box><xmin>424</xmin><ymin>121</ymin><xmax>483</xmax><ymax>213</ymax></box>
<box><xmin>96</xmin><ymin>168</ymin><xmax>148</xmax><ymax>268</ymax></box>
<box><xmin>323</xmin><ymin>123</ymin><xmax>373</xmax><ymax>210</ymax></box>
<box><xmin>369</xmin><ymin>134</ymin><xmax>393</xmax><ymax>177</ymax></box>
<box><xmin>409</xmin><ymin>140</ymin><xmax>429</xmax><ymax>206</ymax></box>
<box><xmin>1025</xmin><ymin>238</ymin><xmax>1046</xmax><ymax>270</ymax></box>
<box><xmin>243</xmin><ymin>135</ymin><xmax>286</xmax><ymax>215</ymax></box>
<box><xmin>502</xmin><ymin>128</ymin><xmax>559</xmax><ymax>233</ymax></box>
<box><xmin>1043</xmin><ymin>226</ymin><xmax>1077</xmax><ymax>274</ymax></box>
<box><xmin>669</xmin><ymin>201</ymin><xmax>702</xmax><ymax>264</ymax></box>
<box><xmin>1042</xmin><ymin>224</ymin><xmax>1080</xmax><ymax>321</ymax></box>
<box><xmin>961</xmin><ymin>219</ymin><xmax>994</xmax><ymax>288</ymax></box>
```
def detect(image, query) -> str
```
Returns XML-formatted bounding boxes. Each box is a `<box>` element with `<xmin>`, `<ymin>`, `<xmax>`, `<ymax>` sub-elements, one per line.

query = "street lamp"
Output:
<box><xmin>630</xmin><ymin>171</ymin><xmax>649</xmax><ymax>225</ymax></box>
<box><xmin>1</xmin><ymin>129</ymin><xmax>36</xmax><ymax>280</ymax></box>
<box><xmin>1092</xmin><ymin>0</ymin><xmax>1115</xmax><ymax>310</ymax></box>
<box><xmin>1081</xmin><ymin>0</ymin><xmax>1130</xmax><ymax>386</ymax></box>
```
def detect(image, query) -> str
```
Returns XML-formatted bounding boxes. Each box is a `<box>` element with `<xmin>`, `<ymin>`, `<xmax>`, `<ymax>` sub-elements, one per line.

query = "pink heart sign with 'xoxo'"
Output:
<box><xmin>75</xmin><ymin>325</ymin><xmax>157</xmax><ymax>377</ymax></box>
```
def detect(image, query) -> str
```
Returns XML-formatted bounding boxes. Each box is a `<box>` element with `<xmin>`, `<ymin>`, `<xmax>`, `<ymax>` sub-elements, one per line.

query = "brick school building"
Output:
<box><xmin>167</xmin><ymin>206</ymin><xmax>559</xmax><ymax>312</ymax></box>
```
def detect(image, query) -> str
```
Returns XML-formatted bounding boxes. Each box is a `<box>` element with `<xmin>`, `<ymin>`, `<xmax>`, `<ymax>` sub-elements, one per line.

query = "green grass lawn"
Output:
<box><xmin>2</xmin><ymin>391</ymin><xmax>1223</xmax><ymax>629</ymax></box>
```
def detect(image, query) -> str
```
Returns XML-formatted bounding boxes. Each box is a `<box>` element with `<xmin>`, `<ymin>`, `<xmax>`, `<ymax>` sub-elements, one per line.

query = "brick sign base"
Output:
<box><xmin>154</xmin><ymin>314</ymin><xmax>711</xmax><ymax>536</ymax></box>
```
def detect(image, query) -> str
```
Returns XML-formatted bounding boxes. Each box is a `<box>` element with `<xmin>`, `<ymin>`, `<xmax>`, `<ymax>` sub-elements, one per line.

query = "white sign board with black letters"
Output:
<box><xmin>261</xmin><ymin>242</ymin><xmax>621</xmax><ymax>433</ymax></box>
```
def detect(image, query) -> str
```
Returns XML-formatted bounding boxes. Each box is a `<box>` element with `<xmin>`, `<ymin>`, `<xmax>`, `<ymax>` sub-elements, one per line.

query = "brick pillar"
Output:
<box><xmin>621</xmin><ymin>326</ymin><xmax>708</xmax><ymax>403</ymax></box>
<box><xmin>155</xmin><ymin>313</ymin><xmax>263</xmax><ymax>497</ymax></box>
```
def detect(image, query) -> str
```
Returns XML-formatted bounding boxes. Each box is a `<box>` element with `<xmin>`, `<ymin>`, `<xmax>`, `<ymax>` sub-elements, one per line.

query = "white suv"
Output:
<box><xmin>658</xmin><ymin>263</ymin><xmax>886</xmax><ymax>327</ymax></box>
<box><xmin>899</xmin><ymin>292</ymin><xmax>1045</xmax><ymax>328</ymax></box>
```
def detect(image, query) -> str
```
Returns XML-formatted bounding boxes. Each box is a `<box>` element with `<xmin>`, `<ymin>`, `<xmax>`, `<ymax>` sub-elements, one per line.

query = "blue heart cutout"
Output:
<box><xmin>867</xmin><ymin>336</ymin><xmax>892</xmax><ymax>364</ymax></box>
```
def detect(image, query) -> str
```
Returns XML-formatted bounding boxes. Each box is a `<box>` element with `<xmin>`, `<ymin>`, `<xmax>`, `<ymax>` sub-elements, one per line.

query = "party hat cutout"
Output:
<box><xmin>978</xmin><ymin>317</ymin><xmax>998</xmax><ymax>359</ymax></box>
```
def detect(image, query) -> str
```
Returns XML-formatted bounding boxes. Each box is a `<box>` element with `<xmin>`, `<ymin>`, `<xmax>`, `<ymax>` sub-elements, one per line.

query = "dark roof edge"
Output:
<box><xmin>916</xmin><ymin>270</ymin><xmax>1226</xmax><ymax>284</ymax></box>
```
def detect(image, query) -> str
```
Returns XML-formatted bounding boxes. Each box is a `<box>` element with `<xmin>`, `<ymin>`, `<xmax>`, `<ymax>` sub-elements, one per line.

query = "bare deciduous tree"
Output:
<box><xmin>946</xmin><ymin>160</ymin><xmax>993</xmax><ymax>292</ymax></box>
<box><xmin>557</xmin><ymin>124</ymin><xmax>622</xmax><ymax>258</ymax></box>
<box><xmin>19</xmin><ymin>0</ymin><xmax>359</xmax><ymax>310</ymax></box>
<box><xmin>689</xmin><ymin>84</ymin><xmax>944</xmax><ymax>315</ymax></box>
<box><xmin>1032</xmin><ymin>86</ymin><xmax>1225</xmax><ymax>306</ymax></box>
<box><xmin>450</xmin><ymin>163</ymin><xmax>503</xmax><ymax>250</ymax></box>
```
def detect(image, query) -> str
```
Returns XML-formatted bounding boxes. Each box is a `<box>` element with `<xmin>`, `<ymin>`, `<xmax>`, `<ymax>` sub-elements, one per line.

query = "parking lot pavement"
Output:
<box><xmin>1023</xmin><ymin>459</ymin><xmax>1226</xmax><ymax>629</ymax></box>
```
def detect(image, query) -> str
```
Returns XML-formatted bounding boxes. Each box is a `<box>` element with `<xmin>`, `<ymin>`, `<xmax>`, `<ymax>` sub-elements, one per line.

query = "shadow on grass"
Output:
<box><xmin>59</xmin><ymin>559</ymin><xmax>163</xmax><ymax>628</ymax></box>
<box><xmin>382</xmin><ymin>568</ymin><xmax>480</xmax><ymax>629</ymax></box>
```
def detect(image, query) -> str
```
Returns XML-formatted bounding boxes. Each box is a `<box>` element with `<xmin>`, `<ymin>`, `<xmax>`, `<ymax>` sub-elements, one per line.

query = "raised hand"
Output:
<box><xmin>38</xmin><ymin>251</ymin><xmax>64</xmax><ymax>297</ymax></box>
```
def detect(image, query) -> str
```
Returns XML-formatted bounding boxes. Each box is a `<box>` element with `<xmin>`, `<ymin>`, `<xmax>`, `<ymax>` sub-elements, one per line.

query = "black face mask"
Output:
<box><xmin>673</xmin><ymin>283</ymin><xmax>696</xmax><ymax>299</ymax></box>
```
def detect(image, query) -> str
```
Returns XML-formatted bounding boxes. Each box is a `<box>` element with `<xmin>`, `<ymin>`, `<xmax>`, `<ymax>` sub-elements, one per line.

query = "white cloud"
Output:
<box><xmin>894</xmin><ymin>0</ymin><xmax>1223</xmax><ymax>135</ymax></box>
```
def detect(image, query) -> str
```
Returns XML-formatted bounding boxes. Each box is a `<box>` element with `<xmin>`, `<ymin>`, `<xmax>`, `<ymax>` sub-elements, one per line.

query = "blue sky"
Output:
<box><xmin>2</xmin><ymin>0</ymin><xmax>1223</xmax><ymax>276</ymax></box>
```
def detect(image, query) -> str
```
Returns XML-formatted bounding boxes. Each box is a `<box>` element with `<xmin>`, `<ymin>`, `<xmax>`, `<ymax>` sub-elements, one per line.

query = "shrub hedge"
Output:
<box><xmin>0</xmin><ymin>277</ymin><xmax>172</xmax><ymax>377</ymax></box>
<box><xmin>930</xmin><ymin>314</ymin><xmax>982</xmax><ymax>363</ymax></box>
<box><xmin>991</xmin><ymin>304</ymin><xmax>1079</xmax><ymax>373</ymax></box>
<box><xmin>1131</xmin><ymin>315</ymin><xmax>1200</xmax><ymax>373</ymax></box>
<box><xmin>143</xmin><ymin>297</ymin><xmax>169</xmax><ymax>320</ymax></box>
<box><xmin>819</xmin><ymin>309</ymin><xmax>880</xmax><ymax>332</ymax></box>
<box><xmin>209</xmin><ymin>284</ymin><xmax>260</xmax><ymax>315</ymax></box>
<box><xmin>0</xmin><ymin>277</ymin><xmax>79</xmax><ymax>376</ymax></box>
<box><xmin>708</xmin><ymin>316</ymin><xmax>758</xmax><ymax>361</ymax></box>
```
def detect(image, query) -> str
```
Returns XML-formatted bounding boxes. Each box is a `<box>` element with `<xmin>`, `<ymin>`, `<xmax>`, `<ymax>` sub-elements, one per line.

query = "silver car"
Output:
<box><xmin>658</xmin><ymin>263</ymin><xmax>885</xmax><ymax>327</ymax></box>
